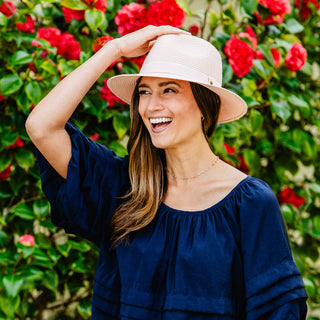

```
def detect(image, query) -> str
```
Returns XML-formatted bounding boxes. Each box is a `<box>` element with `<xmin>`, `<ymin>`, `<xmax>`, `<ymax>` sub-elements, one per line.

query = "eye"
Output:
<box><xmin>138</xmin><ymin>90</ymin><xmax>150</xmax><ymax>95</ymax></box>
<box><xmin>163</xmin><ymin>88</ymin><xmax>176</xmax><ymax>94</ymax></box>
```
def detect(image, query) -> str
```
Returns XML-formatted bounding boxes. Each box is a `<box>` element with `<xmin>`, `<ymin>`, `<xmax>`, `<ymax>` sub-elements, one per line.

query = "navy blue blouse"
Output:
<box><xmin>37</xmin><ymin>123</ymin><xmax>308</xmax><ymax>319</ymax></box>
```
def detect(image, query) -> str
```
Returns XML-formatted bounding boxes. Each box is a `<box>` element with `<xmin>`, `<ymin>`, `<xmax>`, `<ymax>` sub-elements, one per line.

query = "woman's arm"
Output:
<box><xmin>26</xmin><ymin>25</ymin><xmax>189</xmax><ymax>178</ymax></box>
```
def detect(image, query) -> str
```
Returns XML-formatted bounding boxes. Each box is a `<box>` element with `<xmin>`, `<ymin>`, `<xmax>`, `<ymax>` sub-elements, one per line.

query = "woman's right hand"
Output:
<box><xmin>112</xmin><ymin>25</ymin><xmax>190</xmax><ymax>58</ymax></box>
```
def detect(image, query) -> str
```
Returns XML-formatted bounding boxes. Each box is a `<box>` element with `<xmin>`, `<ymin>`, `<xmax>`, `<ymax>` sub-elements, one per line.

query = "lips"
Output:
<box><xmin>149</xmin><ymin>117</ymin><xmax>173</xmax><ymax>133</ymax></box>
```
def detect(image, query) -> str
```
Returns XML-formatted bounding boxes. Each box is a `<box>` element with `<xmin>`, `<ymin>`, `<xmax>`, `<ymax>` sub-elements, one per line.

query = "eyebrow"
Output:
<box><xmin>138</xmin><ymin>81</ymin><xmax>182</xmax><ymax>89</ymax></box>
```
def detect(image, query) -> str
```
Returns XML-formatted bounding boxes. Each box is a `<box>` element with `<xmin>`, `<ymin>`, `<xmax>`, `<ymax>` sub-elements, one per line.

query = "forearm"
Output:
<box><xmin>26</xmin><ymin>40</ymin><xmax>121</xmax><ymax>136</ymax></box>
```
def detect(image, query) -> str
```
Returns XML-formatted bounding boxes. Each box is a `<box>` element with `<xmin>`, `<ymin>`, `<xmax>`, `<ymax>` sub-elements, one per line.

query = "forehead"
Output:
<box><xmin>139</xmin><ymin>77</ymin><xmax>190</xmax><ymax>88</ymax></box>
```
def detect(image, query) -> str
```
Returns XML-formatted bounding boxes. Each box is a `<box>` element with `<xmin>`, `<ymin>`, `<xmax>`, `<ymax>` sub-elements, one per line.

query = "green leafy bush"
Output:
<box><xmin>0</xmin><ymin>0</ymin><xmax>319</xmax><ymax>318</ymax></box>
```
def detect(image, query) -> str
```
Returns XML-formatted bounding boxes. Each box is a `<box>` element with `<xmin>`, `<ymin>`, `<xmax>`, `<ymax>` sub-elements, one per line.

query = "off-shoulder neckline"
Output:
<box><xmin>160</xmin><ymin>175</ymin><xmax>253</xmax><ymax>215</ymax></box>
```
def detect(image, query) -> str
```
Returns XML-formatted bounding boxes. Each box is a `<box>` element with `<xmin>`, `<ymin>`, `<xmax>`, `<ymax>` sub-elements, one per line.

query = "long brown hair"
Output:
<box><xmin>110</xmin><ymin>80</ymin><xmax>221</xmax><ymax>248</ymax></box>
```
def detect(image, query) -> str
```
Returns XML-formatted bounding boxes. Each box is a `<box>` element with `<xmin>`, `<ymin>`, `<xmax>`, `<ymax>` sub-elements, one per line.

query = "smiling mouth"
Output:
<box><xmin>150</xmin><ymin>117</ymin><xmax>173</xmax><ymax>129</ymax></box>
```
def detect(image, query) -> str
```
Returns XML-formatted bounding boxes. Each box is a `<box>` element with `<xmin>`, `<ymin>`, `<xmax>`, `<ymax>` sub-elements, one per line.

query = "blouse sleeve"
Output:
<box><xmin>238</xmin><ymin>178</ymin><xmax>308</xmax><ymax>319</ymax></box>
<box><xmin>257</xmin><ymin>299</ymin><xmax>307</xmax><ymax>319</ymax></box>
<box><xmin>36</xmin><ymin>122</ymin><xmax>129</xmax><ymax>246</ymax></box>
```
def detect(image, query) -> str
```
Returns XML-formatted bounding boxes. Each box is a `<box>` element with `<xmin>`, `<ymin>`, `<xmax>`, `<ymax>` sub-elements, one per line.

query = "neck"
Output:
<box><xmin>165</xmin><ymin>139</ymin><xmax>217</xmax><ymax>183</ymax></box>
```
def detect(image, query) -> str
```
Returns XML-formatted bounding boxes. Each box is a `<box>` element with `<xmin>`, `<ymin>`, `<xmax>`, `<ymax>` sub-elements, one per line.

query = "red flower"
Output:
<box><xmin>36</xmin><ymin>28</ymin><xmax>81</xmax><ymax>60</ymax></box>
<box><xmin>92</xmin><ymin>35</ymin><xmax>114</xmax><ymax>53</ymax></box>
<box><xmin>271</xmin><ymin>47</ymin><xmax>281</xmax><ymax>66</ymax></box>
<box><xmin>0</xmin><ymin>165</ymin><xmax>11</xmax><ymax>180</ymax></box>
<box><xmin>6</xmin><ymin>136</ymin><xmax>24</xmax><ymax>149</ymax></box>
<box><xmin>238</xmin><ymin>26</ymin><xmax>258</xmax><ymax>48</ymax></box>
<box><xmin>224</xmin><ymin>36</ymin><xmax>256</xmax><ymax>77</ymax></box>
<box><xmin>189</xmin><ymin>24</ymin><xmax>200</xmax><ymax>35</ymax></box>
<box><xmin>278</xmin><ymin>187</ymin><xmax>306</xmax><ymax>208</ymax></box>
<box><xmin>0</xmin><ymin>1</ymin><xmax>16</xmax><ymax>17</ymax></box>
<box><xmin>62</xmin><ymin>7</ymin><xmax>85</xmax><ymax>22</ymax></box>
<box><xmin>115</xmin><ymin>3</ymin><xmax>148</xmax><ymax>36</ymax></box>
<box><xmin>129</xmin><ymin>55</ymin><xmax>147</xmax><ymax>70</ymax></box>
<box><xmin>57</xmin><ymin>33</ymin><xmax>81</xmax><ymax>60</ymax></box>
<box><xmin>37</xmin><ymin>27</ymin><xmax>62</xmax><ymax>47</ymax></box>
<box><xmin>224</xmin><ymin>143</ymin><xmax>235</xmax><ymax>155</ymax></box>
<box><xmin>62</xmin><ymin>0</ymin><xmax>107</xmax><ymax>22</ymax></box>
<box><xmin>285</xmin><ymin>42</ymin><xmax>307</xmax><ymax>72</ymax></box>
<box><xmin>255</xmin><ymin>50</ymin><xmax>264</xmax><ymax>60</ymax></box>
<box><xmin>94</xmin><ymin>0</ymin><xmax>107</xmax><ymax>12</ymax></box>
<box><xmin>0</xmin><ymin>93</ymin><xmax>4</xmax><ymax>102</ymax></box>
<box><xmin>16</xmin><ymin>15</ymin><xmax>35</xmax><ymax>33</ymax></box>
<box><xmin>90</xmin><ymin>133</ymin><xmax>100</xmax><ymax>141</ymax></box>
<box><xmin>258</xmin><ymin>0</ymin><xmax>291</xmax><ymax>24</ymax></box>
<box><xmin>100</xmin><ymin>79</ymin><xmax>127</xmax><ymax>107</ymax></box>
<box><xmin>258</xmin><ymin>0</ymin><xmax>291</xmax><ymax>14</ymax></box>
<box><xmin>18</xmin><ymin>234</ymin><xmax>35</xmax><ymax>247</ymax></box>
<box><xmin>148</xmin><ymin>0</ymin><xmax>185</xmax><ymax>28</ymax></box>
<box><xmin>237</xmin><ymin>155</ymin><xmax>249</xmax><ymax>173</ymax></box>
<box><xmin>295</xmin><ymin>0</ymin><xmax>320</xmax><ymax>18</ymax></box>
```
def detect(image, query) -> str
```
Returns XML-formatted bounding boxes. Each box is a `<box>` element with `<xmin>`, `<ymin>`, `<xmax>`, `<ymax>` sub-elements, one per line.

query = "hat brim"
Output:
<box><xmin>107</xmin><ymin>73</ymin><xmax>247</xmax><ymax>124</ymax></box>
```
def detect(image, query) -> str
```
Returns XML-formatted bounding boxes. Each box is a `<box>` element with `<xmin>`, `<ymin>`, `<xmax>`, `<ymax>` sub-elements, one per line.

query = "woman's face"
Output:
<box><xmin>138</xmin><ymin>77</ymin><xmax>204</xmax><ymax>150</ymax></box>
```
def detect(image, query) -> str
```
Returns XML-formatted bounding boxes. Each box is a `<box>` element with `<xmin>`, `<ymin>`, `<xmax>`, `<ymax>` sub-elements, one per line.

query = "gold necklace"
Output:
<box><xmin>166</xmin><ymin>155</ymin><xmax>219</xmax><ymax>181</ymax></box>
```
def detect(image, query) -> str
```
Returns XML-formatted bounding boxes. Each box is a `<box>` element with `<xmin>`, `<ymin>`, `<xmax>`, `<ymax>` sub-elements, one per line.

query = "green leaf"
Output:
<box><xmin>1</xmin><ymin>131</ymin><xmax>18</xmax><ymax>148</ymax></box>
<box><xmin>33</xmin><ymin>248</ymin><xmax>50</xmax><ymax>262</ymax></box>
<box><xmin>0</xmin><ymin>293</ymin><xmax>20</xmax><ymax>317</ymax></box>
<box><xmin>58</xmin><ymin>60</ymin><xmax>77</xmax><ymax>77</ymax></box>
<box><xmin>222</xmin><ymin>60</ymin><xmax>233</xmax><ymax>84</ymax></box>
<box><xmin>42</xmin><ymin>270</ymin><xmax>58</xmax><ymax>291</ymax></box>
<box><xmin>271</xmin><ymin>100</ymin><xmax>291</xmax><ymax>122</ymax></box>
<box><xmin>39</xmin><ymin>60</ymin><xmax>57</xmax><ymax>75</ymax></box>
<box><xmin>77</xmin><ymin>299</ymin><xmax>92</xmax><ymax>318</ymax></box>
<box><xmin>313</xmin><ymin>216</ymin><xmax>320</xmax><ymax>235</ymax></box>
<box><xmin>0</xmin><ymin>151</ymin><xmax>12</xmax><ymax>172</ymax></box>
<box><xmin>57</xmin><ymin>242</ymin><xmax>72</xmax><ymax>257</ymax></box>
<box><xmin>253</xmin><ymin>60</ymin><xmax>271</xmax><ymax>79</ymax></box>
<box><xmin>69</xmin><ymin>240</ymin><xmax>91</xmax><ymax>252</ymax></box>
<box><xmin>281</xmin><ymin>204</ymin><xmax>295</xmax><ymax>224</ymax></box>
<box><xmin>0</xmin><ymin>12</ymin><xmax>8</xmax><ymax>27</ymax></box>
<box><xmin>249</xmin><ymin>109</ymin><xmax>263</xmax><ymax>132</ymax></box>
<box><xmin>241</xmin><ymin>78</ymin><xmax>257</xmax><ymax>96</ymax></box>
<box><xmin>108</xmin><ymin>140</ymin><xmax>128</xmax><ymax>157</ymax></box>
<box><xmin>71</xmin><ymin>258</ymin><xmax>88</xmax><ymax>273</ymax></box>
<box><xmin>3</xmin><ymin>275</ymin><xmax>24</xmax><ymax>298</ymax></box>
<box><xmin>113</xmin><ymin>113</ymin><xmax>130</xmax><ymax>139</ymax></box>
<box><xmin>240</xmin><ymin>0</ymin><xmax>257</xmax><ymax>15</ymax></box>
<box><xmin>24</xmin><ymin>81</ymin><xmax>42</xmax><ymax>104</ymax></box>
<box><xmin>0</xmin><ymin>230</ymin><xmax>7</xmax><ymax>247</ymax></box>
<box><xmin>285</xmin><ymin>18</ymin><xmax>304</xmax><ymax>34</ymax></box>
<box><xmin>14</xmin><ymin>148</ymin><xmax>35</xmax><ymax>169</ymax></box>
<box><xmin>209</xmin><ymin>9</ymin><xmax>218</xmax><ymax>31</ymax></box>
<box><xmin>85</xmin><ymin>8</ymin><xmax>105</xmax><ymax>31</ymax></box>
<box><xmin>177</xmin><ymin>0</ymin><xmax>191</xmax><ymax>16</ymax></box>
<box><xmin>23</xmin><ymin>267</ymin><xmax>44</xmax><ymax>282</ymax></box>
<box><xmin>33</xmin><ymin>199</ymin><xmax>50</xmax><ymax>218</ymax></box>
<box><xmin>303</xmin><ymin>276</ymin><xmax>318</xmax><ymax>298</ymax></box>
<box><xmin>0</xmin><ymin>74</ymin><xmax>23</xmax><ymax>95</ymax></box>
<box><xmin>17</xmin><ymin>90</ymin><xmax>33</xmax><ymax>113</ymax></box>
<box><xmin>287</xmin><ymin>95</ymin><xmax>308</xmax><ymax>108</ymax></box>
<box><xmin>310</xmin><ymin>183</ymin><xmax>320</xmax><ymax>194</ymax></box>
<box><xmin>243</xmin><ymin>149</ymin><xmax>260</xmax><ymax>172</ymax></box>
<box><xmin>12</xmin><ymin>203</ymin><xmax>35</xmax><ymax>220</ymax></box>
<box><xmin>10</xmin><ymin>51</ymin><xmax>33</xmax><ymax>66</ymax></box>
<box><xmin>256</xmin><ymin>140</ymin><xmax>273</xmax><ymax>156</ymax></box>
<box><xmin>61</xmin><ymin>0</ymin><xmax>88</xmax><ymax>9</ymax></box>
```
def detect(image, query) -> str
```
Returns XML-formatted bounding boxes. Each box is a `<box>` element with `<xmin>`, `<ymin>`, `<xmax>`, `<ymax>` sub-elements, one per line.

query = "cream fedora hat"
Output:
<box><xmin>107</xmin><ymin>34</ymin><xmax>247</xmax><ymax>123</ymax></box>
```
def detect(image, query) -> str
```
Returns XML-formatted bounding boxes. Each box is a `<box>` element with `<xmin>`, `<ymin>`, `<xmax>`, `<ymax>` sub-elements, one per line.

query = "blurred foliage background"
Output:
<box><xmin>0</xmin><ymin>0</ymin><xmax>319</xmax><ymax>318</ymax></box>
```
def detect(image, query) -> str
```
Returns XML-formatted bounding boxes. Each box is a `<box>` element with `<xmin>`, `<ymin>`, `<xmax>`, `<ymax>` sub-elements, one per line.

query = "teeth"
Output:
<box><xmin>150</xmin><ymin>118</ymin><xmax>172</xmax><ymax>124</ymax></box>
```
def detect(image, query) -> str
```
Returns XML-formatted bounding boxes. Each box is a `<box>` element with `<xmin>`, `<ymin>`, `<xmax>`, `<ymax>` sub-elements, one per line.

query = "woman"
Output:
<box><xmin>26</xmin><ymin>25</ymin><xmax>308</xmax><ymax>319</ymax></box>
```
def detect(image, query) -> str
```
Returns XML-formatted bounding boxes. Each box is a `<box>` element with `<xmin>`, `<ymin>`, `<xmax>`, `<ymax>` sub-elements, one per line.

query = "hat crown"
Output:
<box><xmin>140</xmin><ymin>34</ymin><xmax>222</xmax><ymax>87</ymax></box>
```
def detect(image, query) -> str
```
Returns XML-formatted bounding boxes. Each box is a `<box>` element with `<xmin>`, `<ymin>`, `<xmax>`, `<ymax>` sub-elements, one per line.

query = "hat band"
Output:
<box><xmin>140</xmin><ymin>62</ymin><xmax>221</xmax><ymax>87</ymax></box>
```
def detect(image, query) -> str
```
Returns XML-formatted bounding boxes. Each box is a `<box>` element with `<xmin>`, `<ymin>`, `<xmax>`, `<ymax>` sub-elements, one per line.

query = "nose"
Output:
<box><xmin>146</xmin><ymin>93</ymin><xmax>165</xmax><ymax>112</ymax></box>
